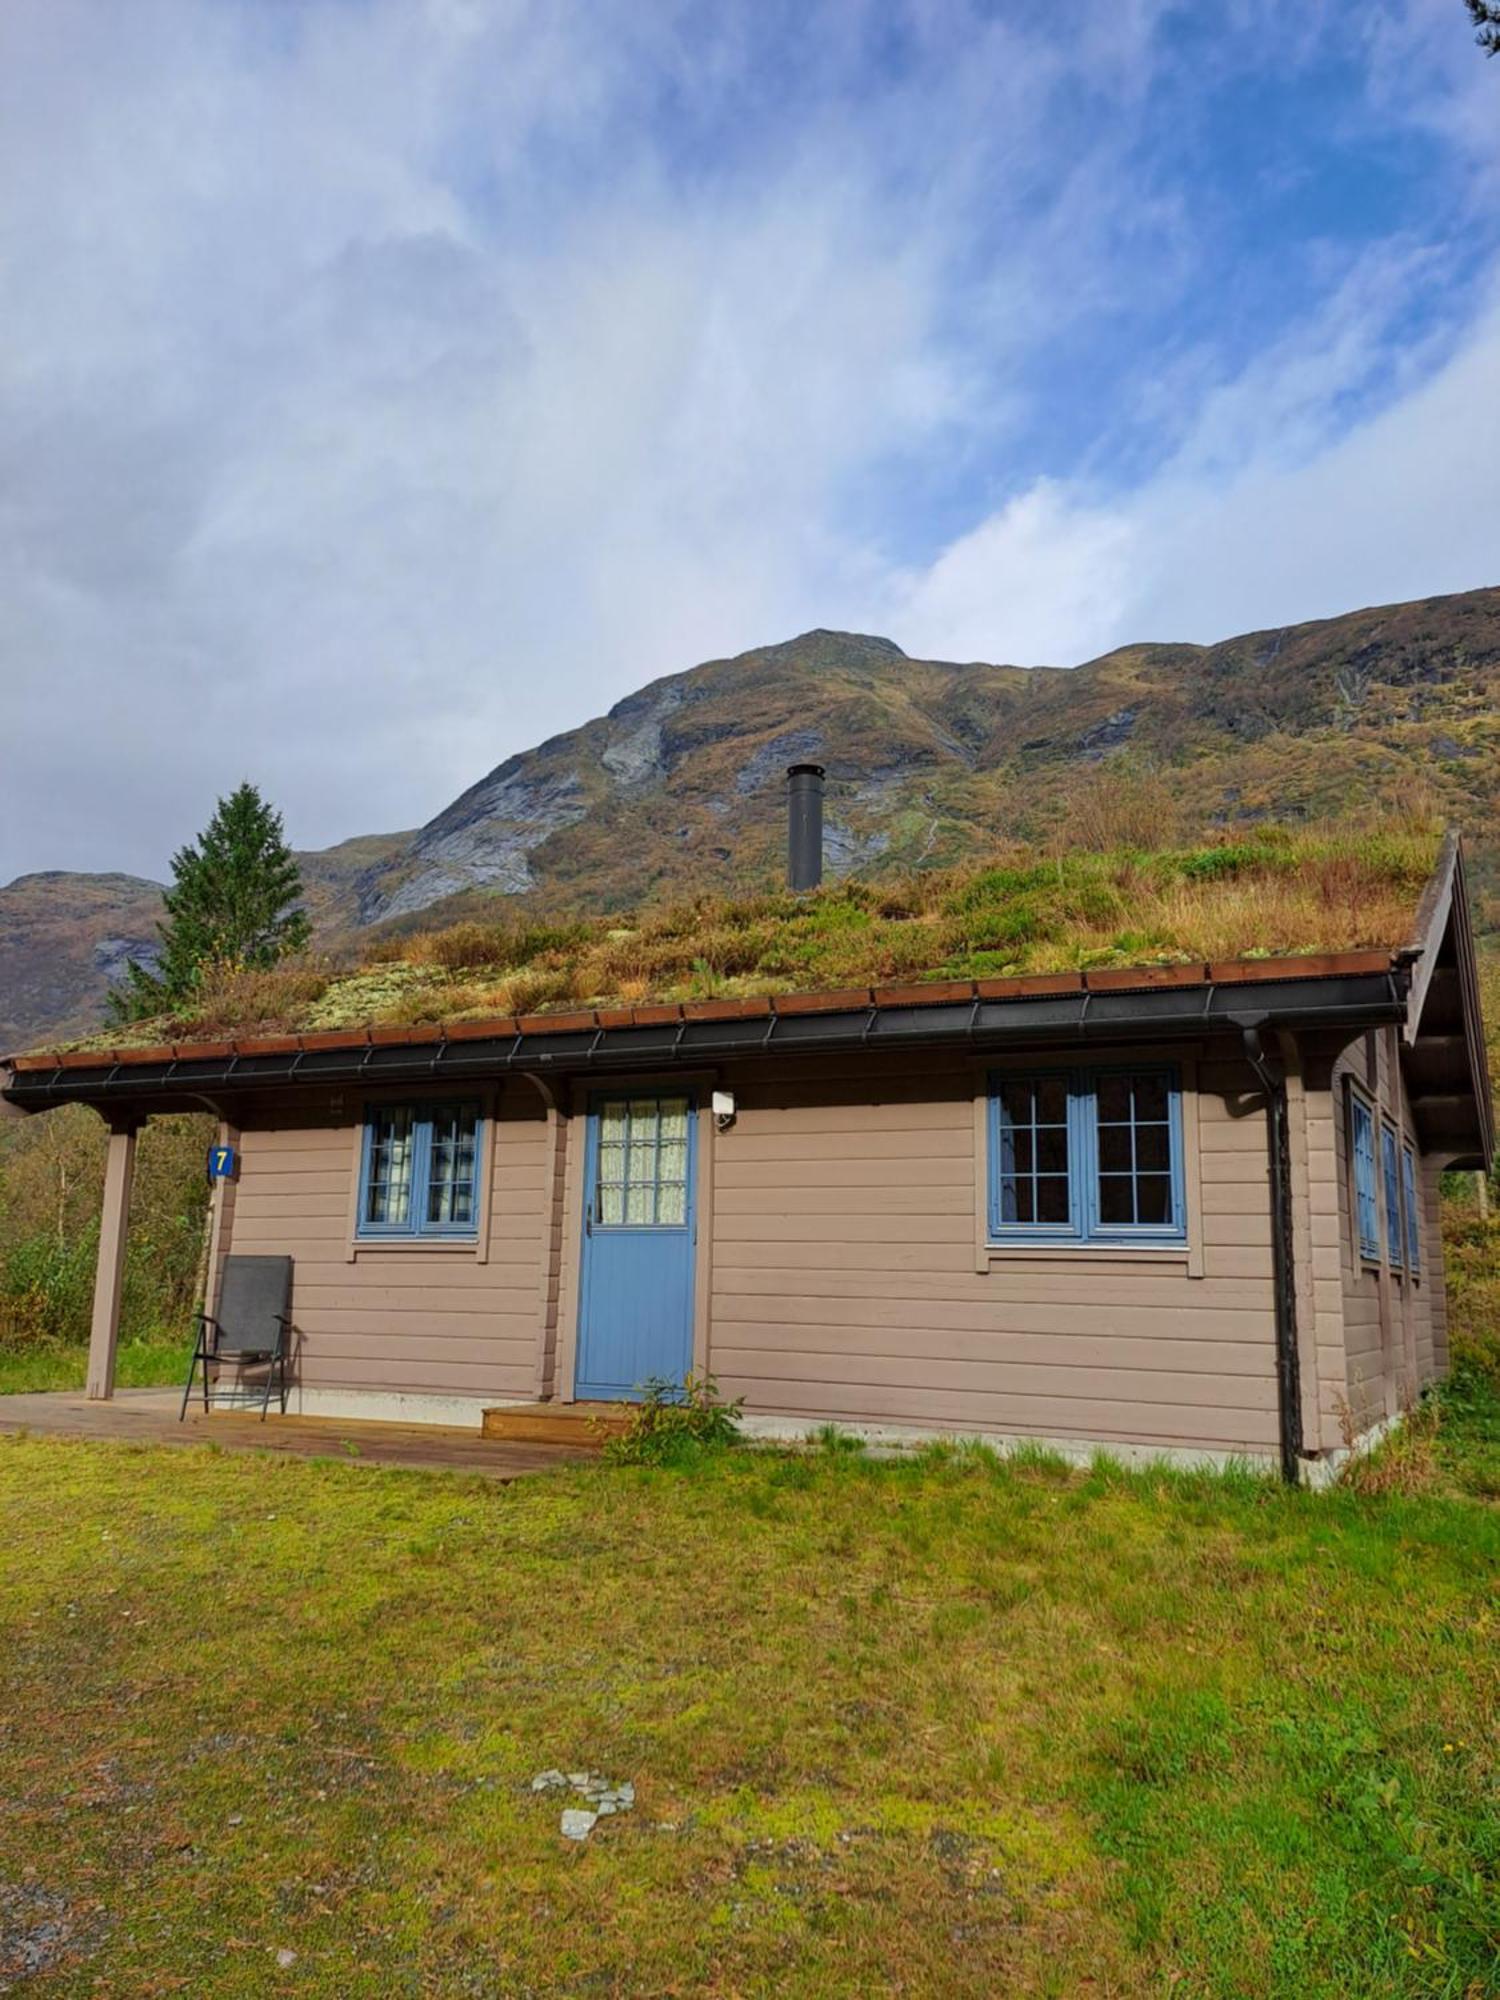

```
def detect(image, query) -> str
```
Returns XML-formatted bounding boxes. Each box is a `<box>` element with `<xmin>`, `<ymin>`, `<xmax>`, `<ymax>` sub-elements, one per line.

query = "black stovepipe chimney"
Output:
<box><xmin>786</xmin><ymin>762</ymin><xmax>825</xmax><ymax>891</ymax></box>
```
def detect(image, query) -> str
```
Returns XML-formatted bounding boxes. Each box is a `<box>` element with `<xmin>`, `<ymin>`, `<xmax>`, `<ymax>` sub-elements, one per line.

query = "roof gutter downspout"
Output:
<box><xmin>1238</xmin><ymin>1020</ymin><xmax>1303</xmax><ymax>1484</ymax></box>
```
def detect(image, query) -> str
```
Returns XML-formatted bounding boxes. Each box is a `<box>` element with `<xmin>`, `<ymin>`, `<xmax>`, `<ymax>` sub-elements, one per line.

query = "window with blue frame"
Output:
<box><xmin>357</xmin><ymin>1102</ymin><xmax>483</xmax><ymax>1239</ymax></box>
<box><xmin>1348</xmin><ymin>1092</ymin><xmax>1379</xmax><ymax>1262</ymax></box>
<box><xmin>1401</xmin><ymin>1142</ymin><xmax>1421</xmax><ymax>1276</ymax></box>
<box><xmin>1381</xmin><ymin>1123</ymin><xmax>1404</xmax><ymax>1270</ymax></box>
<box><xmin>989</xmin><ymin>1067</ymin><xmax>1185</xmax><ymax>1245</ymax></box>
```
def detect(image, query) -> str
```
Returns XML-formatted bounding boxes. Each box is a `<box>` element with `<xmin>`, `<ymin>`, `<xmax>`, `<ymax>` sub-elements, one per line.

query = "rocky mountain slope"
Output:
<box><xmin>347</xmin><ymin>585</ymin><xmax>1500</xmax><ymax>932</ymax></box>
<box><xmin>4</xmin><ymin>585</ymin><xmax>1497</xmax><ymax>1049</ymax></box>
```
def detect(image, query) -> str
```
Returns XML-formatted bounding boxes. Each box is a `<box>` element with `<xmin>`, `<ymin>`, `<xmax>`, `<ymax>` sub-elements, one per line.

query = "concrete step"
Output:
<box><xmin>480</xmin><ymin>1402</ymin><xmax>636</xmax><ymax>1447</ymax></box>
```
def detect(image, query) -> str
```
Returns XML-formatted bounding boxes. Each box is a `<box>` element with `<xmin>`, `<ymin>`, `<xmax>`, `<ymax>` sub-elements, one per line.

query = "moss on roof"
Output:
<box><xmin>68</xmin><ymin>823</ymin><xmax>1440</xmax><ymax>1051</ymax></box>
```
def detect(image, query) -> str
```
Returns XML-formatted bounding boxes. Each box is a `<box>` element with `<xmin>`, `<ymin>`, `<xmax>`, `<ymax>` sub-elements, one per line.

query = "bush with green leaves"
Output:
<box><xmin>601</xmin><ymin>1373</ymin><xmax>744</xmax><ymax>1465</ymax></box>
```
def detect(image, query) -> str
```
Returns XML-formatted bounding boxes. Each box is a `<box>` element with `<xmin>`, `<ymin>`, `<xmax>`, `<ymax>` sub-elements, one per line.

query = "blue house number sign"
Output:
<box><xmin>207</xmin><ymin>1144</ymin><xmax>238</xmax><ymax>1182</ymax></box>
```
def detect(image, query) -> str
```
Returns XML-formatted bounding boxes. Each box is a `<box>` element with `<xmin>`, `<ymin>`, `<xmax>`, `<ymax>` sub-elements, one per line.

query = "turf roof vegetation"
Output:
<box><xmin>78</xmin><ymin>825</ymin><xmax>1439</xmax><ymax>1047</ymax></box>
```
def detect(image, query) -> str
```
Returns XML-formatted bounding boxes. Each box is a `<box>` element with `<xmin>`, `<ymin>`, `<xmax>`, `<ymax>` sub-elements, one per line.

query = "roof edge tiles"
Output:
<box><xmin>4</xmin><ymin>947</ymin><xmax>1402</xmax><ymax>1077</ymax></box>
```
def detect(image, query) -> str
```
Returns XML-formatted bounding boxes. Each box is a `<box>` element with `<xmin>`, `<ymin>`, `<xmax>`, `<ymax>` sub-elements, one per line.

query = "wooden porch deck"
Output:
<box><xmin>0</xmin><ymin>1389</ymin><xmax>594</xmax><ymax>1481</ymax></box>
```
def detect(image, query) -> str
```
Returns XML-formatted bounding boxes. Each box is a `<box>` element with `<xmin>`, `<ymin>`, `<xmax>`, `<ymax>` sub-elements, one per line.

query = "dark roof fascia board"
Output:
<box><xmin>0</xmin><ymin>971</ymin><xmax>1410</xmax><ymax>1113</ymax></box>
<box><xmin>1447</xmin><ymin>840</ymin><xmax>1495</xmax><ymax>1166</ymax></box>
<box><xmin>1402</xmin><ymin>826</ymin><xmax>1459</xmax><ymax>1044</ymax></box>
<box><xmin>1401</xmin><ymin>831</ymin><xmax>1493</xmax><ymax>1167</ymax></box>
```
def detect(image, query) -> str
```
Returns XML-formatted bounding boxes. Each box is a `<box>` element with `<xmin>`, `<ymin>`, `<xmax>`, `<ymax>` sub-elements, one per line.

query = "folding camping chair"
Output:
<box><xmin>181</xmin><ymin>1255</ymin><xmax>293</xmax><ymax>1421</ymax></box>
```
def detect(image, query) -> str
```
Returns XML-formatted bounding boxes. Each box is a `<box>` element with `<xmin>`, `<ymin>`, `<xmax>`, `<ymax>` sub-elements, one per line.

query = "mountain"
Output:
<box><xmin>0</xmin><ymin>831</ymin><xmax>407</xmax><ymax>1053</ymax></box>
<box><xmin>345</xmin><ymin>585</ymin><xmax>1500</xmax><ymax>932</ymax></box>
<box><xmin>0</xmin><ymin>873</ymin><xmax>166</xmax><ymax>1054</ymax></box>
<box><xmin>4</xmin><ymin>585</ymin><xmax>1498</xmax><ymax>1049</ymax></box>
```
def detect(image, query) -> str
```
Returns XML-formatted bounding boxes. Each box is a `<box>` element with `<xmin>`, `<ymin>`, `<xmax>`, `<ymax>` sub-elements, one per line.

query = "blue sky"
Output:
<box><xmin>2</xmin><ymin>0</ymin><xmax>1497</xmax><ymax>878</ymax></box>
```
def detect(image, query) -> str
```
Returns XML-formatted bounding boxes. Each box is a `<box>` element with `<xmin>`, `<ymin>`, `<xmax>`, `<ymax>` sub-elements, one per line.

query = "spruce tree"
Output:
<box><xmin>114</xmin><ymin>784</ymin><xmax>310</xmax><ymax>1019</ymax></box>
<box><xmin>1468</xmin><ymin>1</ymin><xmax>1500</xmax><ymax>54</ymax></box>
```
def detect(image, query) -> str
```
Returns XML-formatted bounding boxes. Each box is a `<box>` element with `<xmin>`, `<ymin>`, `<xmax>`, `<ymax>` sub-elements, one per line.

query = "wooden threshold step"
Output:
<box><xmin>480</xmin><ymin>1402</ymin><xmax>636</xmax><ymax>1447</ymax></box>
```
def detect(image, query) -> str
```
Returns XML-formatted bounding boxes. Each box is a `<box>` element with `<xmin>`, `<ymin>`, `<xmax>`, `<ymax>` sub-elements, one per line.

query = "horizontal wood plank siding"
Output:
<box><xmin>226</xmin><ymin>1088</ymin><xmax>547</xmax><ymax>1402</ymax></box>
<box><xmin>1330</xmin><ymin>1028</ymin><xmax>1442</xmax><ymax>1433</ymax></box>
<box><xmin>212</xmin><ymin>1023</ymin><xmax>1451</xmax><ymax>1456</ymax></box>
<box><xmin>704</xmin><ymin>1047</ymin><xmax>1282</xmax><ymax>1453</ymax></box>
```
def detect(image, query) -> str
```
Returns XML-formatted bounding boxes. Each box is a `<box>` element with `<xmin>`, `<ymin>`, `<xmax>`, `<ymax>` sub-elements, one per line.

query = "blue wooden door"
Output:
<box><xmin>576</xmin><ymin>1091</ymin><xmax>697</xmax><ymax>1401</ymax></box>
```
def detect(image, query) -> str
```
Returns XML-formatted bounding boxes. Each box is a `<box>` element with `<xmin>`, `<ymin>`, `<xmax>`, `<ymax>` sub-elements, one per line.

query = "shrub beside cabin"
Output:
<box><xmin>2</xmin><ymin>790</ymin><xmax>1490</xmax><ymax>1483</ymax></box>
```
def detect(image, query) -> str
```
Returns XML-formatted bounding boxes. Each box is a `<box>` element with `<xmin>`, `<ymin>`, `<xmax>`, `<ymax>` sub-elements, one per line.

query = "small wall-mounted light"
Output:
<box><xmin>712</xmin><ymin>1088</ymin><xmax>737</xmax><ymax>1131</ymax></box>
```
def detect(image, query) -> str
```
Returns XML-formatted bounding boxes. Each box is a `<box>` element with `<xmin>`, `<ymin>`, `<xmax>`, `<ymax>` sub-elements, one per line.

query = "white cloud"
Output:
<box><xmin>0</xmin><ymin>0</ymin><xmax>1496</xmax><ymax>879</ymax></box>
<box><xmin>893</xmin><ymin>279</ymin><xmax>1500</xmax><ymax>661</ymax></box>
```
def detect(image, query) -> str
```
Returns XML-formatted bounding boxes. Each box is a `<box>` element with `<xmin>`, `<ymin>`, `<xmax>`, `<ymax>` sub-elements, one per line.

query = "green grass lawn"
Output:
<box><xmin>0</xmin><ymin>1335</ymin><xmax>190</xmax><ymax>1397</ymax></box>
<box><xmin>1</xmin><ymin>1407</ymin><xmax>1497</xmax><ymax>1997</ymax></box>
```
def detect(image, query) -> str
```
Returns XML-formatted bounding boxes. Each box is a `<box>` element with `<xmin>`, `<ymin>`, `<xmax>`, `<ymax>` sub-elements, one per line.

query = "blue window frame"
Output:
<box><xmin>1381</xmin><ymin>1124</ymin><xmax>1404</xmax><ymax>1270</ymax></box>
<box><xmin>357</xmin><ymin>1101</ymin><xmax>483</xmax><ymax>1240</ymax></box>
<box><xmin>988</xmin><ymin>1066</ymin><xmax>1185</xmax><ymax>1246</ymax></box>
<box><xmin>1349</xmin><ymin>1092</ymin><xmax>1379</xmax><ymax>1262</ymax></box>
<box><xmin>1401</xmin><ymin>1142</ymin><xmax>1421</xmax><ymax>1276</ymax></box>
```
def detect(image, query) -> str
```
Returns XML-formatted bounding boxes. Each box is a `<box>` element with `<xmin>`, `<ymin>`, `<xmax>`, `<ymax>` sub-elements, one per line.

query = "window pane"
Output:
<box><xmin>996</xmin><ymin>1068</ymin><xmax>1184</xmax><ymax>1242</ymax></box>
<box><xmin>1136</xmin><ymin>1175</ymin><xmax>1171</xmax><ymax>1224</ymax></box>
<box><xmin>625</xmin><ymin>1182</ymin><xmax>652</xmax><ymax>1225</ymax></box>
<box><xmin>1096</xmin><ymin>1076</ymin><xmax>1131</xmax><ymax>1123</ymax></box>
<box><xmin>1402</xmin><ymin>1148</ymin><xmax>1421</xmax><ymax>1271</ymax></box>
<box><xmin>1132</xmin><ymin>1075</ymin><xmax>1168</xmax><ymax>1121</ymax></box>
<box><xmin>1382</xmin><ymin>1129</ymin><xmax>1402</xmax><ymax>1265</ymax></box>
<box><xmin>1091</xmin><ymin>1072</ymin><xmax>1179</xmax><ymax>1234</ymax></box>
<box><xmin>1001</xmin><ymin>1081</ymin><xmax>1036</xmax><ymax>1124</ymax></box>
<box><xmin>1036</xmin><ymin>1175</ymin><xmax>1070</xmax><ymax>1223</ymax></box>
<box><xmin>425</xmin><ymin>1105</ymin><xmax>479</xmax><ymax>1227</ymax></box>
<box><xmin>656</xmin><ymin>1183</ymin><xmax>687</xmax><ymax>1226</ymax></box>
<box><xmin>1036</xmin><ymin>1079</ymin><xmax>1068</xmax><ymax>1125</ymax></box>
<box><xmin>1098</xmin><ymin>1124</ymin><xmax>1132</xmax><ymax>1173</ymax></box>
<box><xmin>996</xmin><ymin>1075</ymin><xmax>1072</xmax><ymax>1233</ymax></box>
<box><xmin>365</xmin><ymin>1108</ymin><xmax>414</xmax><ymax>1227</ymax></box>
<box><xmin>594</xmin><ymin>1096</ymin><xmax>694</xmax><ymax>1229</ymax></box>
<box><xmin>1135</xmin><ymin>1124</ymin><xmax>1169</xmax><ymax>1172</ymax></box>
<box><xmin>1351</xmin><ymin>1099</ymin><xmax>1379</xmax><ymax>1258</ymax></box>
<box><xmin>1098</xmin><ymin>1175</ymin><xmax>1134</xmax><ymax>1224</ymax></box>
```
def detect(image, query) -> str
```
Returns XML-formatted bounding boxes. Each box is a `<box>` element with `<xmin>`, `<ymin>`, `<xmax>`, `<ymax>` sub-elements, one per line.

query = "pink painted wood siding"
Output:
<box><xmin>1330</xmin><ymin>1030</ymin><xmax>1440</xmax><ymax>1433</ymax></box>
<box><xmin>213</xmin><ymin>1026</ymin><xmax>1450</xmax><ymax>1455</ymax></box>
<box><xmin>225</xmin><ymin>1086</ymin><xmax>550</xmax><ymax>1402</ymax></box>
<box><xmin>703</xmin><ymin>1046</ymin><xmax>1282</xmax><ymax>1454</ymax></box>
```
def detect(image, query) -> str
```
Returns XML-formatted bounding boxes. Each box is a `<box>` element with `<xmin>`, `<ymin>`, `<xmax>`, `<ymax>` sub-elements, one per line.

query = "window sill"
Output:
<box><xmin>982</xmin><ymin>1241</ymin><xmax>1192</xmax><ymax>1268</ymax></box>
<box><xmin>350</xmin><ymin>1239</ymin><xmax>482</xmax><ymax>1258</ymax></box>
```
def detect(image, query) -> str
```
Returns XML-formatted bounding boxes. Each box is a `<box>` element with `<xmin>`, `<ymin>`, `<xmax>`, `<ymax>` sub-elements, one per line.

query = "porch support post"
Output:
<box><xmin>87</xmin><ymin>1117</ymin><xmax>140</xmax><ymax>1401</ymax></box>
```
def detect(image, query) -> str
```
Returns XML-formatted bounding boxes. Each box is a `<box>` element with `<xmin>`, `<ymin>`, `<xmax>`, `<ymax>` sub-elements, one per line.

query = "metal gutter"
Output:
<box><xmin>2</xmin><ymin>970</ymin><xmax>1409</xmax><ymax>1112</ymax></box>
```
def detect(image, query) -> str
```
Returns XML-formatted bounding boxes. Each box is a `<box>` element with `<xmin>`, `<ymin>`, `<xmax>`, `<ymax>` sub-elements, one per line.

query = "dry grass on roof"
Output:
<box><xmin>82</xmin><ymin>821</ymin><xmax>1441</xmax><ymax>1047</ymax></box>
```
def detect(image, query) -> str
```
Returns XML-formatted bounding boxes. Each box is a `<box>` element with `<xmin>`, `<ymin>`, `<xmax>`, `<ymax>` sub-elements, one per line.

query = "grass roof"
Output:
<box><xmin>67</xmin><ymin>822</ymin><xmax>1442</xmax><ymax>1052</ymax></box>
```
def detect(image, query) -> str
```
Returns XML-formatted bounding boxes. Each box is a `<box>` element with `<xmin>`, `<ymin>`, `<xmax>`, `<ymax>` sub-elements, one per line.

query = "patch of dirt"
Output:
<box><xmin>0</xmin><ymin>1878</ymin><xmax>106</xmax><ymax>1989</ymax></box>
